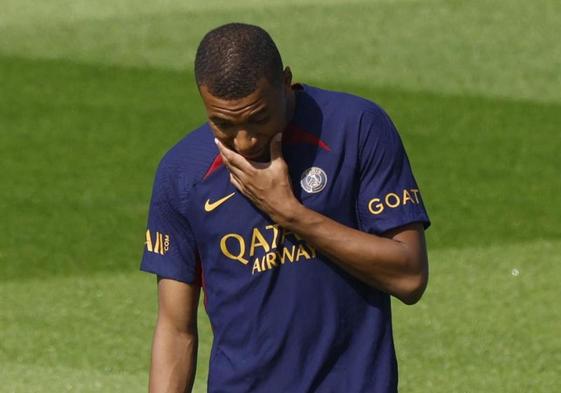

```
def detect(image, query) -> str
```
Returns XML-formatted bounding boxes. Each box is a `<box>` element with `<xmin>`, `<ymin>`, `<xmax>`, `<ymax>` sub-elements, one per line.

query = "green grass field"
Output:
<box><xmin>1</xmin><ymin>1</ymin><xmax>560</xmax><ymax>391</ymax></box>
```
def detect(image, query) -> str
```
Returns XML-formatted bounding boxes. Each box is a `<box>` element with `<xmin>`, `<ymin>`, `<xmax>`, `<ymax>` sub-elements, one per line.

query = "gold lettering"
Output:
<box><xmin>249</xmin><ymin>227</ymin><xmax>270</xmax><ymax>256</ymax></box>
<box><xmin>280</xmin><ymin>228</ymin><xmax>302</xmax><ymax>243</ymax></box>
<box><xmin>154</xmin><ymin>232</ymin><xmax>162</xmax><ymax>254</ymax></box>
<box><xmin>220</xmin><ymin>233</ymin><xmax>249</xmax><ymax>265</ymax></box>
<box><xmin>402</xmin><ymin>189</ymin><xmax>413</xmax><ymax>205</ymax></box>
<box><xmin>164</xmin><ymin>234</ymin><xmax>170</xmax><ymax>252</ymax></box>
<box><xmin>252</xmin><ymin>257</ymin><xmax>262</xmax><ymax>274</ymax></box>
<box><xmin>368</xmin><ymin>198</ymin><xmax>384</xmax><ymax>215</ymax></box>
<box><xmin>307</xmin><ymin>244</ymin><xmax>317</xmax><ymax>258</ymax></box>
<box><xmin>276</xmin><ymin>246</ymin><xmax>296</xmax><ymax>264</ymax></box>
<box><xmin>410</xmin><ymin>189</ymin><xmax>420</xmax><ymax>204</ymax></box>
<box><xmin>265</xmin><ymin>224</ymin><xmax>280</xmax><ymax>248</ymax></box>
<box><xmin>145</xmin><ymin>230</ymin><xmax>153</xmax><ymax>252</ymax></box>
<box><xmin>265</xmin><ymin>252</ymin><xmax>278</xmax><ymax>270</ymax></box>
<box><xmin>280</xmin><ymin>228</ymin><xmax>288</xmax><ymax>244</ymax></box>
<box><xmin>296</xmin><ymin>244</ymin><xmax>311</xmax><ymax>260</ymax></box>
<box><xmin>385</xmin><ymin>192</ymin><xmax>400</xmax><ymax>208</ymax></box>
<box><xmin>160</xmin><ymin>233</ymin><xmax>165</xmax><ymax>255</ymax></box>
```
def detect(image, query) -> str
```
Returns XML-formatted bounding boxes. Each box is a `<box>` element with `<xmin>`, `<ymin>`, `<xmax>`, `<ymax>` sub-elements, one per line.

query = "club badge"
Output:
<box><xmin>300</xmin><ymin>167</ymin><xmax>327</xmax><ymax>194</ymax></box>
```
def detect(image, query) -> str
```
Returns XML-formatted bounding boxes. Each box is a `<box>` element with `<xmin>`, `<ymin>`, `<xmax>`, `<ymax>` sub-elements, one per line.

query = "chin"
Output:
<box><xmin>243</xmin><ymin>152</ymin><xmax>270</xmax><ymax>162</ymax></box>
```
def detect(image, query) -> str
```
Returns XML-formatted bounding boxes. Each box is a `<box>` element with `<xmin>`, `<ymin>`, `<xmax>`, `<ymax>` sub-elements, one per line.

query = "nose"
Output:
<box><xmin>233</xmin><ymin>129</ymin><xmax>258</xmax><ymax>155</ymax></box>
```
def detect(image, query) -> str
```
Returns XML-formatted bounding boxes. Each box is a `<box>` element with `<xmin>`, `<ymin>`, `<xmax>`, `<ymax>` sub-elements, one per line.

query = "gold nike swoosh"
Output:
<box><xmin>204</xmin><ymin>192</ymin><xmax>236</xmax><ymax>212</ymax></box>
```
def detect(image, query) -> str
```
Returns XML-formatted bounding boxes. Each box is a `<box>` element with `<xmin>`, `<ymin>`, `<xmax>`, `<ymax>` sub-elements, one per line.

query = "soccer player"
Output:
<box><xmin>141</xmin><ymin>23</ymin><xmax>430</xmax><ymax>393</ymax></box>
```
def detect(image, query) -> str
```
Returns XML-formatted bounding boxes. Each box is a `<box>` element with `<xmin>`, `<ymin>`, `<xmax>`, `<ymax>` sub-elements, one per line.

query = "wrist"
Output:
<box><xmin>271</xmin><ymin>197</ymin><xmax>305</xmax><ymax>227</ymax></box>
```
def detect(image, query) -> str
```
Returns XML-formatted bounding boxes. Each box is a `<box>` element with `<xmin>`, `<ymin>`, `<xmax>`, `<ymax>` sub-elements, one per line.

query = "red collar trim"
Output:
<box><xmin>203</xmin><ymin>154</ymin><xmax>224</xmax><ymax>180</ymax></box>
<box><xmin>202</xmin><ymin>123</ymin><xmax>330</xmax><ymax>181</ymax></box>
<box><xmin>284</xmin><ymin>123</ymin><xmax>331</xmax><ymax>152</ymax></box>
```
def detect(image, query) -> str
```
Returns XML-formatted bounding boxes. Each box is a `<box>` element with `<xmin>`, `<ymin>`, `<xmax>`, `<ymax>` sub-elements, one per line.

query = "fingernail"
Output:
<box><xmin>274</xmin><ymin>133</ymin><xmax>282</xmax><ymax>142</ymax></box>
<box><xmin>214</xmin><ymin>138</ymin><xmax>219</xmax><ymax>145</ymax></box>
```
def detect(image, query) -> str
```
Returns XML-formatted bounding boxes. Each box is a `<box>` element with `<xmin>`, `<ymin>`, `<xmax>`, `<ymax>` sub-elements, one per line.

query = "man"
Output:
<box><xmin>141</xmin><ymin>23</ymin><xmax>430</xmax><ymax>393</ymax></box>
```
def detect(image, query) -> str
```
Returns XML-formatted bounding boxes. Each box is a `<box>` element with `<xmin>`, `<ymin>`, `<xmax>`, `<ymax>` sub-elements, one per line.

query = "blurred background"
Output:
<box><xmin>1</xmin><ymin>0</ymin><xmax>560</xmax><ymax>391</ymax></box>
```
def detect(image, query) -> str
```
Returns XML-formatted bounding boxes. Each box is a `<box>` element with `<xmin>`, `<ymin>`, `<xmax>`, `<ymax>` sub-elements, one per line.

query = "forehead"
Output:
<box><xmin>199</xmin><ymin>78</ymin><xmax>279</xmax><ymax>118</ymax></box>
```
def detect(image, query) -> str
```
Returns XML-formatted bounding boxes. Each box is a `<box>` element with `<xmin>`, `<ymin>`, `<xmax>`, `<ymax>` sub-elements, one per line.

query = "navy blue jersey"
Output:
<box><xmin>141</xmin><ymin>84</ymin><xmax>430</xmax><ymax>392</ymax></box>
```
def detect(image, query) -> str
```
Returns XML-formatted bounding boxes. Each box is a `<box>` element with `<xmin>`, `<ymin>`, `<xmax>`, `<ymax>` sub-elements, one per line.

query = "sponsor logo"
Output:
<box><xmin>205</xmin><ymin>192</ymin><xmax>236</xmax><ymax>212</ymax></box>
<box><xmin>300</xmin><ymin>167</ymin><xmax>327</xmax><ymax>193</ymax></box>
<box><xmin>219</xmin><ymin>224</ymin><xmax>317</xmax><ymax>275</ymax></box>
<box><xmin>145</xmin><ymin>229</ymin><xmax>170</xmax><ymax>255</ymax></box>
<box><xmin>368</xmin><ymin>189</ymin><xmax>422</xmax><ymax>215</ymax></box>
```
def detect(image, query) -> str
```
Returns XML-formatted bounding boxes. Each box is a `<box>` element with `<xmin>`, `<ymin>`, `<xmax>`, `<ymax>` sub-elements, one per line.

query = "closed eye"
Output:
<box><xmin>212</xmin><ymin>120</ymin><xmax>234</xmax><ymax>130</ymax></box>
<box><xmin>251</xmin><ymin>116</ymin><xmax>269</xmax><ymax>125</ymax></box>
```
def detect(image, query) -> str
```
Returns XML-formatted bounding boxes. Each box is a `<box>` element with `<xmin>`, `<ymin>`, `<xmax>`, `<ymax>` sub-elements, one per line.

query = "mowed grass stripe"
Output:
<box><xmin>0</xmin><ymin>0</ymin><xmax>381</xmax><ymax>27</ymax></box>
<box><xmin>0</xmin><ymin>56</ymin><xmax>203</xmax><ymax>279</ymax></box>
<box><xmin>393</xmin><ymin>239</ymin><xmax>561</xmax><ymax>392</ymax></box>
<box><xmin>332</xmin><ymin>80</ymin><xmax>561</xmax><ymax>249</ymax></box>
<box><xmin>1</xmin><ymin>56</ymin><xmax>560</xmax><ymax>280</ymax></box>
<box><xmin>0</xmin><ymin>272</ymin><xmax>212</xmax><ymax>391</ymax></box>
<box><xmin>0</xmin><ymin>363</ymin><xmax>148</xmax><ymax>393</ymax></box>
<box><xmin>0</xmin><ymin>271</ymin><xmax>212</xmax><ymax>392</ymax></box>
<box><xmin>1</xmin><ymin>240</ymin><xmax>559</xmax><ymax>392</ymax></box>
<box><xmin>0</xmin><ymin>1</ymin><xmax>559</xmax><ymax>103</ymax></box>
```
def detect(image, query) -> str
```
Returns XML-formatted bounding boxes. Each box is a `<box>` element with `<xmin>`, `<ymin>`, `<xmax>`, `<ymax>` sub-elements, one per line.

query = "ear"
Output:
<box><xmin>283</xmin><ymin>66</ymin><xmax>293</xmax><ymax>89</ymax></box>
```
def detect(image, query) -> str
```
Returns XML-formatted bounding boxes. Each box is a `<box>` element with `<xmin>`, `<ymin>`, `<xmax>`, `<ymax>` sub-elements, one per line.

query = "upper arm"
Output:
<box><xmin>382</xmin><ymin>222</ymin><xmax>429</xmax><ymax>304</ymax></box>
<box><xmin>140</xmin><ymin>158</ymin><xmax>201</xmax><ymax>285</ymax></box>
<box><xmin>157</xmin><ymin>277</ymin><xmax>201</xmax><ymax>334</ymax></box>
<box><xmin>383</xmin><ymin>222</ymin><xmax>428</xmax><ymax>274</ymax></box>
<box><xmin>355</xmin><ymin>107</ymin><xmax>430</xmax><ymax>235</ymax></box>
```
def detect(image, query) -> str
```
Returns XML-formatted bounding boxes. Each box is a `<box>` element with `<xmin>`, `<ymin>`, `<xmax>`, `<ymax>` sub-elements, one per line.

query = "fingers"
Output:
<box><xmin>229</xmin><ymin>173</ymin><xmax>244</xmax><ymax>193</ymax></box>
<box><xmin>215</xmin><ymin>138</ymin><xmax>253</xmax><ymax>172</ymax></box>
<box><xmin>214</xmin><ymin>138</ymin><xmax>252</xmax><ymax>181</ymax></box>
<box><xmin>229</xmin><ymin>172</ymin><xmax>257</xmax><ymax>202</ymax></box>
<box><xmin>225</xmin><ymin>158</ymin><xmax>246</xmax><ymax>181</ymax></box>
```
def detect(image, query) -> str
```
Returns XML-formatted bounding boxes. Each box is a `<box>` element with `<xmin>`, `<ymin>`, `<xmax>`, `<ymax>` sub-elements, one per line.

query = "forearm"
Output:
<box><xmin>275</xmin><ymin>201</ymin><xmax>427</xmax><ymax>304</ymax></box>
<box><xmin>215</xmin><ymin>137</ymin><xmax>428</xmax><ymax>303</ymax></box>
<box><xmin>149</xmin><ymin>320</ymin><xmax>198</xmax><ymax>393</ymax></box>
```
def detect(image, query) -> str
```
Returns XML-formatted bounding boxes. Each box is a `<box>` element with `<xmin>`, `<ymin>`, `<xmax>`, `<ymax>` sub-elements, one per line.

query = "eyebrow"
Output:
<box><xmin>210</xmin><ymin>108</ymin><xmax>268</xmax><ymax>125</ymax></box>
<box><xmin>247</xmin><ymin>108</ymin><xmax>268</xmax><ymax>120</ymax></box>
<box><xmin>210</xmin><ymin>116</ymin><xmax>233</xmax><ymax>125</ymax></box>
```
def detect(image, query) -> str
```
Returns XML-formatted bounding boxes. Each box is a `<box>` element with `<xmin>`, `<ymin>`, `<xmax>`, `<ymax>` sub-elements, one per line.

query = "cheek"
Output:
<box><xmin>216</xmin><ymin>137</ymin><xmax>234</xmax><ymax>150</ymax></box>
<box><xmin>264</xmin><ymin>112</ymin><xmax>286</xmax><ymax>133</ymax></box>
<box><xmin>210</xmin><ymin>124</ymin><xmax>231</xmax><ymax>141</ymax></box>
<box><xmin>255</xmin><ymin>124</ymin><xmax>281</xmax><ymax>142</ymax></box>
<box><xmin>212</xmin><ymin>130</ymin><xmax>235</xmax><ymax>149</ymax></box>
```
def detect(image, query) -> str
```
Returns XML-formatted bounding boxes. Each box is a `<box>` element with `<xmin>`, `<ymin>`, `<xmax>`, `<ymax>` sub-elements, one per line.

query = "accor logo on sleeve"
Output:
<box><xmin>368</xmin><ymin>189</ymin><xmax>422</xmax><ymax>215</ymax></box>
<box><xmin>145</xmin><ymin>229</ymin><xmax>170</xmax><ymax>255</ymax></box>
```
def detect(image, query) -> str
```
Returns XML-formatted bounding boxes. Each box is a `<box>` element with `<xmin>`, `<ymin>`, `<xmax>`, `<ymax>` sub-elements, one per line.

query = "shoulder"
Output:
<box><xmin>152</xmin><ymin>123</ymin><xmax>217</xmax><ymax>207</ymax></box>
<box><xmin>301</xmin><ymin>84</ymin><xmax>389</xmax><ymax>119</ymax></box>
<box><xmin>300</xmin><ymin>84</ymin><xmax>393</xmax><ymax>135</ymax></box>
<box><xmin>297</xmin><ymin>84</ymin><xmax>397</xmax><ymax>151</ymax></box>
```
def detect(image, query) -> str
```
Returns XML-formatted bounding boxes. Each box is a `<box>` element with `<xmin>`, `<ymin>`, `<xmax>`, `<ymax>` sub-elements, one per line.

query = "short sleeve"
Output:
<box><xmin>356</xmin><ymin>108</ymin><xmax>430</xmax><ymax>235</ymax></box>
<box><xmin>140</xmin><ymin>160</ymin><xmax>200</xmax><ymax>284</ymax></box>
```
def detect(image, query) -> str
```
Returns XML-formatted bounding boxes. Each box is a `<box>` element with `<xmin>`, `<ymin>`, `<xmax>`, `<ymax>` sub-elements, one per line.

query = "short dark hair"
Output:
<box><xmin>194</xmin><ymin>23</ymin><xmax>284</xmax><ymax>99</ymax></box>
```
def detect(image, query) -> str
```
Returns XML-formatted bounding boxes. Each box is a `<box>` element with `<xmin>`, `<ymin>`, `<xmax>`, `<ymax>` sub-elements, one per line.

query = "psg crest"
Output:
<box><xmin>300</xmin><ymin>167</ymin><xmax>327</xmax><ymax>193</ymax></box>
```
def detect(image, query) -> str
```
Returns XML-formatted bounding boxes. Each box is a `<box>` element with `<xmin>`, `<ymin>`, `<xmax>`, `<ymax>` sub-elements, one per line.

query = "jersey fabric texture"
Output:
<box><xmin>141</xmin><ymin>84</ymin><xmax>430</xmax><ymax>393</ymax></box>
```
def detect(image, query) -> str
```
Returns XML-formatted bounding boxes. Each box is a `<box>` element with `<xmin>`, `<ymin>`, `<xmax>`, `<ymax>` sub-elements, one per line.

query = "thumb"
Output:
<box><xmin>270</xmin><ymin>133</ymin><xmax>283</xmax><ymax>161</ymax></box>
